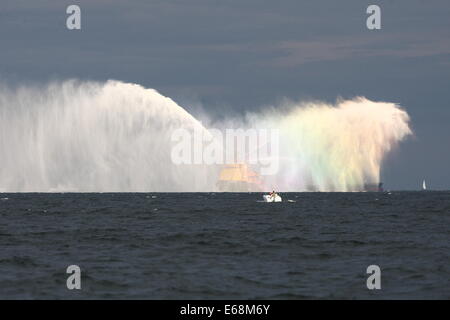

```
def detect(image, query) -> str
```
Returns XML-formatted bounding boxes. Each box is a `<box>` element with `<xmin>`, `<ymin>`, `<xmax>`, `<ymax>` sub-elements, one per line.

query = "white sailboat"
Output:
<box><xmin>422</xmin><ymin>179</ymin><xmax>427</xmax><ymax>191</ymax></box>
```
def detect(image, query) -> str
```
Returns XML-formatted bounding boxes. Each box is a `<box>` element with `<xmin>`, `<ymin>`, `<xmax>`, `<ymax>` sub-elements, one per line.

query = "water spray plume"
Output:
<box><xmin>0</xmin><ymin>80</ymin><xmax>412</xmax><ymax>192</ymax></box>
<box><xmin>253</xmin><ymin>97</ymin><xmax>412</xmax><ymax>191</ymax></box>
<box><xmin>0</xmin><ymin>80</ymin><xmax>213</xmax><ymax>192</ymax></box>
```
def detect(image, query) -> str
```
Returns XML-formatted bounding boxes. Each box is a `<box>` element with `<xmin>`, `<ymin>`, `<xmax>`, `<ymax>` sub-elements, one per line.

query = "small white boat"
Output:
<box><xmin>422</xmin><ymin>179</ymin><xmax>427</xmax><ymax>191</ymax></box>
<box><xmin>263</xmin><ymin>194</ymin><xmax>282</xmax><ymax>202</ymax></box>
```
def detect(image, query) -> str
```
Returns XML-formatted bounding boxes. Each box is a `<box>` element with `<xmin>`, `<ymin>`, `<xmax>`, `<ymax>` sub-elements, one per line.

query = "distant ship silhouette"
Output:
<box><xmin>216</xmin><ymin>164</ymin><xmax>263</xmax><ymax>192</ymax></box>
<box><xmin>216</xmin><ymin>163</ymin><xmax>384</xmax><ymax>192</ymax></box>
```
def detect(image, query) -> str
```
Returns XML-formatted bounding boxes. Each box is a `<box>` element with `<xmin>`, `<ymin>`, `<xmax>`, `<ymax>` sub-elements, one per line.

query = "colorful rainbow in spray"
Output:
<box><xmin>245</xmin><ymin>97</ymin><xmax>412</xmax><ymax>191</ymax></box>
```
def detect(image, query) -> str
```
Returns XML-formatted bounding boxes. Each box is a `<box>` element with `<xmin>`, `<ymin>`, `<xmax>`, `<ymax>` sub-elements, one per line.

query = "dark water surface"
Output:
<box><xmin>0</xmin><ymin>192</ymin><xmax>449</xmax><ymax>299</ymax></box>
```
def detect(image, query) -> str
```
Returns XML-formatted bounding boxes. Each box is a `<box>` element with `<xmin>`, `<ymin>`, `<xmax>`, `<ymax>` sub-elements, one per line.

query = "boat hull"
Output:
<box><xmin>263</xmin><ymin>195</ymin><xmax>282</xmax><ymax>202</ymax></box>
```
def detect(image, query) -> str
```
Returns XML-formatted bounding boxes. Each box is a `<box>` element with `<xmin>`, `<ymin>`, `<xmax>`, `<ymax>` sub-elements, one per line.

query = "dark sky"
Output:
<box><xmin>1</xmin><ymin>0</ymin><xmax>449</xmax><ymax>190</ymax></box>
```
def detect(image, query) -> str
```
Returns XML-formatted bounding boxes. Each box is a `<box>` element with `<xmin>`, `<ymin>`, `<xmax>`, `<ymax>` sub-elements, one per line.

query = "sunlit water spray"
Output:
<box><xmin>242</xmin><ymin>98</ymin><xmax>412</xmax><ymax>191</ymax></box>
<box><xmin>0</xmin><ymin>80</ymin><xmax>214</xmax><ymax>192</ymax></box>
<box><xmin>0</xmin><ymin>80</ymin><xmax>412</xmax><ymax>192</ymax></box>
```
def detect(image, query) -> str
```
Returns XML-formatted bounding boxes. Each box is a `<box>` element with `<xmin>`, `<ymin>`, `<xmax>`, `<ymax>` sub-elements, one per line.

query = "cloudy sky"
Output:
<box><xmin>1</xmin><ymin>0</ymin><xmax>449</xmax><ymax>189</ymax></box>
